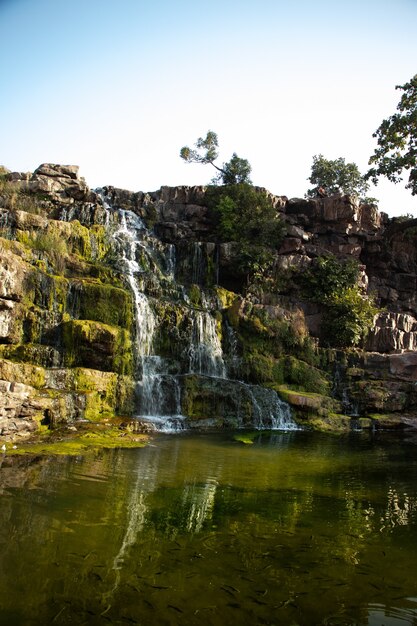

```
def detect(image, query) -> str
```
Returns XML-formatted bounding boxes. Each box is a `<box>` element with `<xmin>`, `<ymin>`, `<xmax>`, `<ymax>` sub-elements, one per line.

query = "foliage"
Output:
<box><xmin>306</xmin><ymin>154</ymin><xmax>370</xmax><ymax>199</ymax></box>
<box><xmin>17</xmin><ymin>229</ymin><xmax>69</xmax><ymax>274</ymax></box>
<box><xmin>0</xmin><ymin>169</ymin><xmax>46</xmax><ymax>215</ymax></box>
<box><xmin>367</xmin><ymin>74</ymin><xmax>417</xmax><ymax>195</ymax></box>
<box><xmin>205</xmin><ymin>183</ymin><xmax>284</xmax><ymax>274</ymax></box>
<box><xmin>395</xmin><ymin>212</ymin><xmax>414</xmax><ymax>222</ymax></box>
<box><xmin>180</xmin><ymin>130</ymin><xmax>219</xmax><ymax>166</ymax></box>
<box><xmin>323</xmin><ymin>287</ymin><xmax>379</xmax><ymax>348</ymax></box>
<box><xmin>301</xmin><ymin>255</ymin><xmax>378</xmax><ymax>348</ymax></box>
<box><xmin>211</xmin><ymin>153</ymin><xmax>252</xmax><ymax>185</ymax></box>
<box><xmin>300</xmin><ymin>255</ymin><xmax>360</xmax><ymax>302</ymax></box>
<box><xmin>180</xmin><ymin>130</ymin><xmax>252</xmax><ymax>185</ymax></box>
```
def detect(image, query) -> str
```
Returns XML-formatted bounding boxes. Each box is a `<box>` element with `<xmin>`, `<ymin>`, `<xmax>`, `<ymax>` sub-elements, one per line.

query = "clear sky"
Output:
<box><xmin>1</xmin><ymin>0</ymin><xmax>416</xmax><ymax>215</ymax></box>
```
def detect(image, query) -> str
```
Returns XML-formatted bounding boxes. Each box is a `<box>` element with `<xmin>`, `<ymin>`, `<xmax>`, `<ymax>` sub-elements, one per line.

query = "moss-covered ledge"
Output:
<box><xmin>274</xmin><ymin>384</ymin><xmax>352</xmax><ymax>432</ymax></box>
<box><xmin>2</xmin><ymin>420</ymin><xmax>148</xmax><ymax>456</ymax></box>
<box><xmin>0</xmin><ymin>358</ymin><xmax>135</xmax><ymax>442</ymax></box>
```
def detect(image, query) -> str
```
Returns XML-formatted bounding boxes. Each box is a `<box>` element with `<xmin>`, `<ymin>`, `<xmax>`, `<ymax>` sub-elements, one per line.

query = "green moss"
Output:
<box><xmin>0</xmin><ymin>343</ymin><xmax>58</xmax><ymax>367</ymax></box>
<box><xmin>189</xmin><ymin>284</ymin><xmax>202</xmax><ymax>307</ymax></box>
<box><xmin>305</xmin><ymin>414</ymin><xmax>352</xmax><ymax>433</ymax></box>
<box><xmin>274</xmin><ymin>384</ymin><xmax>340</xmax><ymax>418</ymax></box>
<box><xmin>62</xmin><ymin>319</ymin><xmax>133</xmax><ymax>374</ymax></box>
<box><xmin>282</xmin><ymin>356</ymin><xmax>329</xmax><ymax>394</ymax></box>
<box><xmin>226</xmin><ymin>298</ymin><xmax>242</xmax><ymax>329</ymax></box>
<box><xmin>345</xmin><ymin>367</ymin><xmax>365</xmax><ymax>377</ymax></box>
<box><xmin>234</xmin><ymin>432</ymin><xmax>259</xmax><ymax>444</ymax></box>
<box><xmin>240</xmin><ymin>352</ymin><xmax>277</xmax><ymax>384</ymax></box>
<box><xmin>67</xmin><ymin>219</ymin><xmax>92</xmax><ymax>259</ymax></box>
<box><xmin>5</xmin><ymin>423</ymin><xmax>148</xmax><ymax>456</ymax></box>
<box><xmin>215</xmin><ymin>286</ymin><xmax>238</xmax><ymax>310</ymax></box>
<box><xmin>357</xmin><ymin>418</ymin><xmax>373</xmax><ymax>429</ymax></box>
<box><xmin>0</xmin><ymin>358</ymin><xmax>46</xmax><ymax>389</ymax></box>
<box><xmin>367</xmin><ymin>413</ymin><xmax>406</xmax><ymax>429</ymax></box>
<box><xmin>67</xmin><ymin>280</ymin><xmax>133</xmax><ymax>329</ymax></box>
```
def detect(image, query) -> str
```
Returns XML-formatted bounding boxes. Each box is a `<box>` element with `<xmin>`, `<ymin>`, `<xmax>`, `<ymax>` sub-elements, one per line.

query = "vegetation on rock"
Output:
<box><xmin>306</xmin><ymin>154</ymin><xmax>371</xmax><ymax>200</ymax></box>
<box><xmin>205</xmin><ymin>183</ymin><xmax>285</xmax><ymax>277</ymax></box>
<box><xmin>180</xmin><ymin>130</ymin><xmax>252</xmax><ymax>185</ymax></box>
<box><xmin>299</xmin><ymin>255</ymin><xmax>379</xmax><ymax>347</ymax></box>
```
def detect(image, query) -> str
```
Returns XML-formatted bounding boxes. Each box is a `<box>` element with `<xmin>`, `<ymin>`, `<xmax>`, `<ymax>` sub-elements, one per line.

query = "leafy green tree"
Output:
<box><xmin>306</xmin><ymin>154</ymin><xmax>370</xmax><ymax>199</ymax></box>
<box><xmin>324</xmin><ymin>287</ymin><xmax>379</xmax><ymax>348</ymax></box>
<box><xmin>300</xmin><ymin>255</ymin><xmax>379</xmax><ymax>347</ymax></box>
<box><xmin>301</xmin><ymin>255</ymin><xmax>360</xmax><ymax>301</ymax></box>
<box><xmin>180</xmin><ymin>130</ymin><xmax>252</xmax><ymax>185</ymax></box>
<box><xmin>367</xmin><ymin>74</ymin><xmax>417</xmax><ymax>195</ymax></box>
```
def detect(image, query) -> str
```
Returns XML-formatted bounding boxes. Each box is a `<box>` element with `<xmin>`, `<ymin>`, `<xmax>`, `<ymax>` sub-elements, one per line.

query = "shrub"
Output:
<box><xmin>323</xmin><ymin>287</ymin><xmax>379</xmax><ymax>348</ymax></box>
<box><xmin>205</xmin><ymin>183</ymin><xmax>285</xmax><ymax>278</ymax></box>
<box><xmin>298</xmin><ymin>254</ymin><xmax>379</xmax><ymax>348</ymax></box>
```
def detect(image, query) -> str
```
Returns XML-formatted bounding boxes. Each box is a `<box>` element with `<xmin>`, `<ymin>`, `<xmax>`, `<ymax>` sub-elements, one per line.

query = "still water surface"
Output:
<box><xmin>1</xmin><ymin>430</ymin><xmax>417</xmax><ymax>625</ymax></box>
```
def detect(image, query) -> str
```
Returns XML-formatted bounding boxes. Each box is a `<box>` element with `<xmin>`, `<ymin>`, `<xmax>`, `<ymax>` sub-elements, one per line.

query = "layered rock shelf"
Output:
<box><xmin>1</xmin><ymin>163</ymin><xmax>417</xmax><ymax>441</ymax></box>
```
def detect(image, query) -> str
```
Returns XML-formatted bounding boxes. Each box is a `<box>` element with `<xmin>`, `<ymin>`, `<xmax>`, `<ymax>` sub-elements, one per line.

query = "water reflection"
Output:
<box><xmin>0</xmin><ymin>431</ymin><xmax>417</xmax><ymax>625</ymax></box>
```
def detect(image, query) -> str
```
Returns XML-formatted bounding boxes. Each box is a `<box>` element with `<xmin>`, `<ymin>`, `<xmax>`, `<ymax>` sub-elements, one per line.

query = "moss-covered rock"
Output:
<box><xmin>367</xmin><ymin>413</ymin><xmax>407</xmax><ymax>429</ymax></box>
<box><xmin>4</xmin><ymin>422</ymin><xmax>148</xmax><ymax>456</ymax></box>
<box><xmin>62</xmin><ymin>319</ymin><xmax>133</xmax><ymax>374</ymax></box>
<box><xmin>274</xmin><ymin>384</ymin><xmax>346</xmax><ymax>430</ymax></box>
<box><xmin>66</xmin><ymin>280</ymin><xmax>133</xmax><ymax>329</ymax></box>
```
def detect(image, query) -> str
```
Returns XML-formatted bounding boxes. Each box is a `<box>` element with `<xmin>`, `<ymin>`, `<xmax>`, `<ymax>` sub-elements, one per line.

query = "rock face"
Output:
<box><xmin>0</xmin><ymin>166</ymin><xmax>134</xmax><ymax>441</ymax></box>
<box><xmin>1</xmin><ymin>163</ymin><xmax>417</xmax><ymax>440</ymax></box>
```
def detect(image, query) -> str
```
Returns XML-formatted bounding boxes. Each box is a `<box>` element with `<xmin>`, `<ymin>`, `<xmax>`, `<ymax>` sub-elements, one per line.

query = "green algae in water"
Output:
<box><xmin>1</xmin><ymin>431</ymin><xmax>417</xmax><ymax>625</ymax></box>
<box><xmin>233</xmin><ymin>431</ymin><xmax>260</xmax><ymax>444</ymax></box>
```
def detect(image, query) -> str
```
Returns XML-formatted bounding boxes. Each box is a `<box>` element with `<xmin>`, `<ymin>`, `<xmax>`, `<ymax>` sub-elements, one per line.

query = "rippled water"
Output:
<box><xmin>1</xmin><ymin>431</ymin><xmax>417</xmax><ymax>625</ymax></box>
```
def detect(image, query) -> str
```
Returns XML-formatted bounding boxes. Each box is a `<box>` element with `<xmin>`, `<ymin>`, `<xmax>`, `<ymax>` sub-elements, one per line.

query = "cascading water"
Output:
<box><xmin>93</xmin><ymin>190</ymin><xmax>298</xmax><ymax>432</ymax></box>
<box><xmin>188</xmin><ymin>311</ymin><xmax>226</xmax><ymax>378</ymax></box>
<box><xmin>107</xmin><ymin>201</ymin><xmax>184</xmax><ymax>432</ymax></box>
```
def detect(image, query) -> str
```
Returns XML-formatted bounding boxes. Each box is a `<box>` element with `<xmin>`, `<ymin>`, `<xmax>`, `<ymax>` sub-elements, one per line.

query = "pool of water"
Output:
<box><xmin>1</xmin><ymin>430</ymin><xmax>417</xmax><ymax>625</ymax></box>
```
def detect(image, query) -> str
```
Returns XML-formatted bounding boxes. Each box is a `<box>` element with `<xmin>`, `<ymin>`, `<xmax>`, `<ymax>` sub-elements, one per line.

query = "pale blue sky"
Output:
<box><xmin>1</xmin><ymin>0</ymin><xmax>416</xmax><ymax>215</ymax></box>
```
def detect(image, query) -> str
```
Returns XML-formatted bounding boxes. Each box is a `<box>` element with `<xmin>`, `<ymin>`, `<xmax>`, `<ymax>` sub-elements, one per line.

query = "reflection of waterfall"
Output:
<box><xmin>101</xmin><ymin>447</ymin><xmax>162</xmax><ymax>603</ymax></box>
<box><xmin>181</xmin><ymin>479</ymin><xmax>218</xmax><ymax>533</ymax></box>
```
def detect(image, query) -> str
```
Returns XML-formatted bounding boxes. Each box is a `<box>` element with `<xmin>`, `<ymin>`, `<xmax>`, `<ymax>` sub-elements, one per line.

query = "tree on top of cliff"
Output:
<box><xmin>305</xmin><ymin>154</ymin><xmax>370</xmax><ymax>199</ymax></box>
<box><xmin>366</xmin><ymin>74</ymin><xmax>417</xmax><ymax>195</ymax></box>
<box><xmin>180</xmin><ymin>130</ymin><xmax>252</xmax><ymax>185</ymax></box>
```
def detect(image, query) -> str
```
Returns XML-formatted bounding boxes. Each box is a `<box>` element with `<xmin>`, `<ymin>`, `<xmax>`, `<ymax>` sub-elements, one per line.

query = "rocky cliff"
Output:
<box><xmin>1</xmin><ymin>164</ymin><xmax>417</xmax><ymax>442</ymax></box>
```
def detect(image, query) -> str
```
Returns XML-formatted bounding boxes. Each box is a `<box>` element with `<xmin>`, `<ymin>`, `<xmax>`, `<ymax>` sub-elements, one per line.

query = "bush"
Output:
<box><xmin>323</xmin><ymin>287</ymin><xmax>379</xmax><ymax>348</ymax></box>
<box><xmin>299</xmin><ymin>255</ymin><xmax>379</xmax><ymax>347</ymax></box>
<box><xmin>301</xmin><ymin>255</ymin><xmax>359</xmax><ymax>302</ymax></box>
<box><xmin>205</xmin><ymin>183</ymin><xmax>285</xmax><ymax>276</ymax></box>
<box><xmin>0</xmin><ymin>169</ymin><xmax>46</xmax><ymax>215</ymax></box>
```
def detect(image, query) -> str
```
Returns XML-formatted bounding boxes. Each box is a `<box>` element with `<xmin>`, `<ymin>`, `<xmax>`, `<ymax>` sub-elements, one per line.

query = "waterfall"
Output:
<box><xmin>192</xmin><ymin>242</ymin><xmax>204</xmax><ymax>285</ymax></box>
<box><xmin>138</xmin><ymin>356</ymin><xmax>184</xmax><ymax>432</ymax></box>
<box><xmin>246</xmin><ymin>385</ymin><xmax>299</xmax><ymax>430</ymax></box>
<box><xmin>224</xmin><ymin>322</ymin><xmax>240</xmax><ymax>375</ymax></box>
<box><xmin>188</xmin><ymin>311</ymin><xmax>226</xmax><ymax>378</ymax></box>
<box><xmin>93</xmin><ymin>189</ymin><xmax>297</xmax><ymax>432</ymax></box>
<box><xmin>113</xmin><ymin>210</ymin><xmax>156</xmax><ymax>358</ymax></box>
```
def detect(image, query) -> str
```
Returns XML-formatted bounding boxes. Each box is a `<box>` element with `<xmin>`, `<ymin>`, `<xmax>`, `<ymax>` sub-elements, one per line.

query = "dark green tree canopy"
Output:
<box><xmin>367</xmin><ymin>74</ymin><xmax>417</xmax><ymax>195</ymax></box>
<box><xmin>180</xmin><ymin>130</ymin><xmax>252</xmax><ymax>185</ymax></box>
<box><xmin>306</xmin><ymin>154</ymin><xmax>370</xmax><ymax>199</ymax></box>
